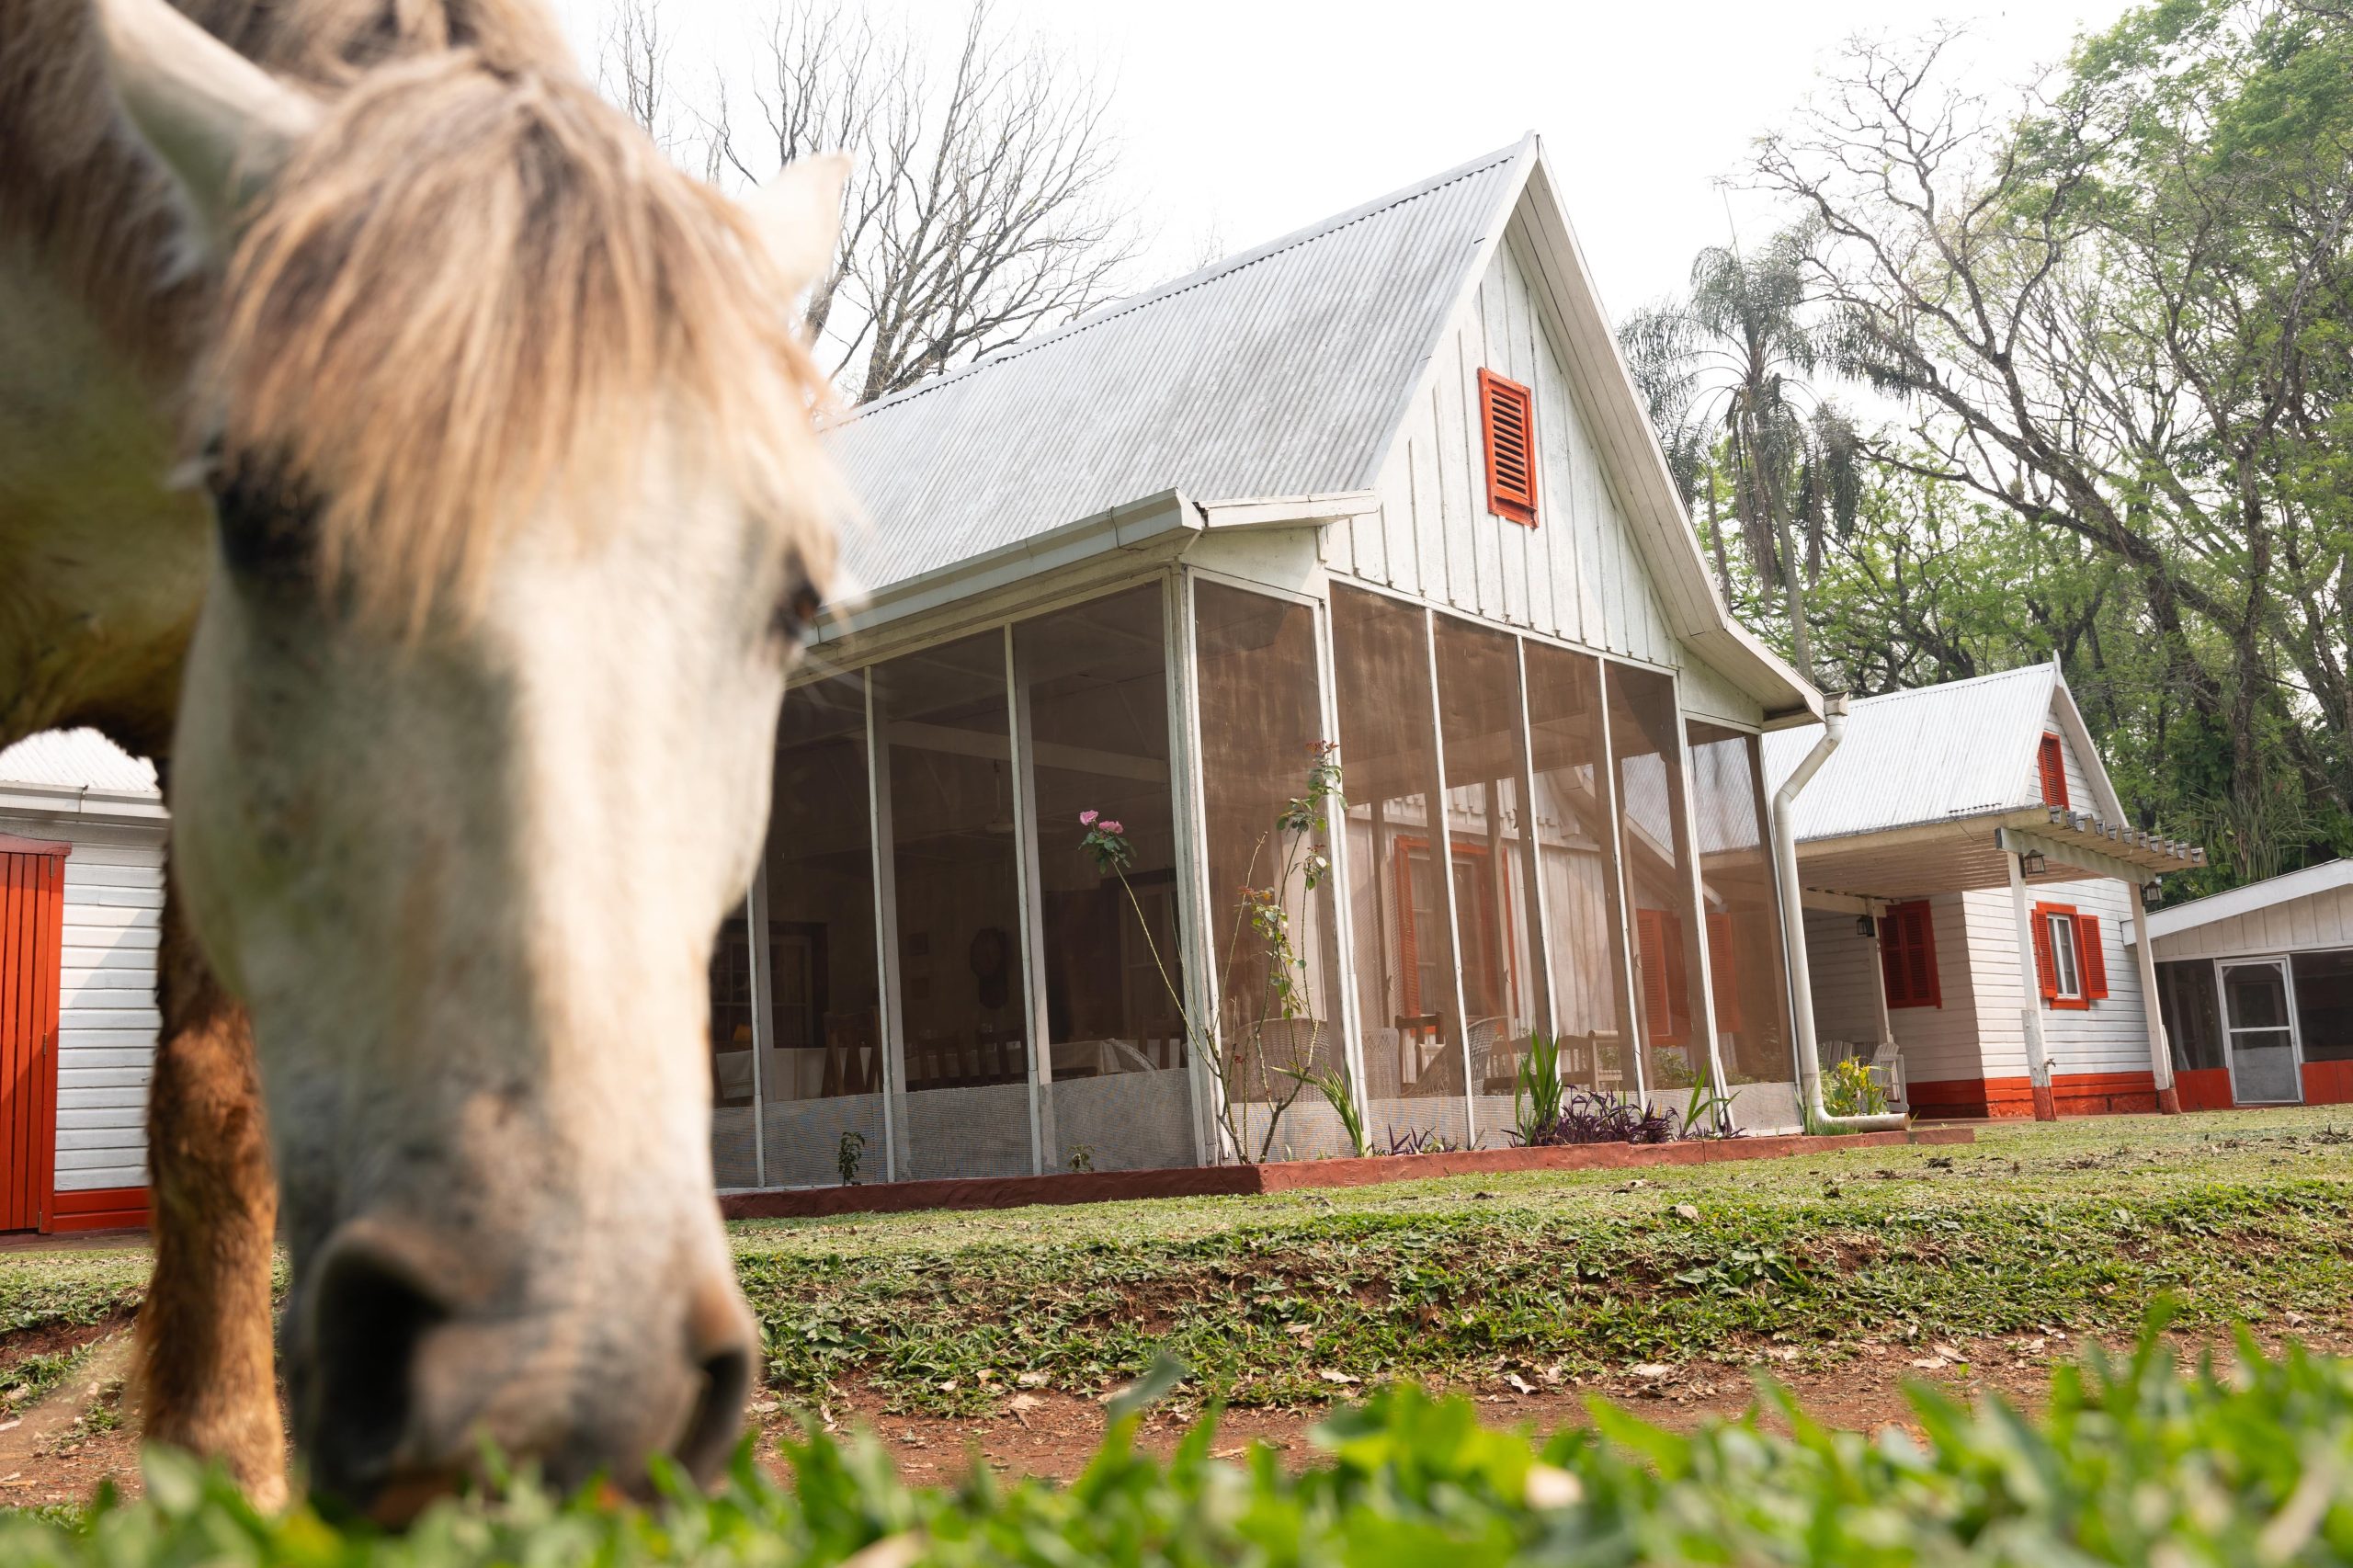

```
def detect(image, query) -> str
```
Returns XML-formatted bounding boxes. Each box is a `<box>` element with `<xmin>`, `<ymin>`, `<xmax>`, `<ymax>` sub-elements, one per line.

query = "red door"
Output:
<box><xmin>0</xmin><ymin>839</ymin><xmax>66</xmax><ymax>1233</ymax></box>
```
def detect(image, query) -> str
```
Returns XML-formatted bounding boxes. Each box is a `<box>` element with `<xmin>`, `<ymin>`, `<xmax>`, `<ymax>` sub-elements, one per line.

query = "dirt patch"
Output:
<box><xmin>0</xmin><ymin>1332</ymin><xmax>140</xmax><ymax>1507</ymax></box>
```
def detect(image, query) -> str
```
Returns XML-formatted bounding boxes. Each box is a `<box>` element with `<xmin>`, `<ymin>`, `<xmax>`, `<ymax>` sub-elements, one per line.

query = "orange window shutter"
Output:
<box><xmin>1665</xmin><ymin>915</ymin><xmax>1690</xmax><ymax>1040</ymax></box>
<box><xmin>1878</xmin><ymin>914</ymin><xmax>1908</xmax><ymax>1005</ymax></box>
<box><xmin>1478</xmin><ymin>369</ymin><xmax>1538</xmax><ymax>527</ymax></box>
<box><xmin>1636</xmin><ymin>909</ymin><xmax>1672</xmax><ymax>1038</ymax></box>
<box><xmin>2038</xmin><ymin>734</ymin><xmax>2069</xmax><ymax>808</ymax></box>
<box><xmin>1904</xmin><ymin>904</ymin><xmax>1941</xmax><ymax>1009</ymax></box>
<box><xmin>2076</xmin><ymin>914</ymin><xmax>2108</xmax><ymax>1001</ymax></box>
<box><xmin>2029</xmin><ymin>905</ymin><xmax>2058</xmax><ymax>1001</ymax></box>
<box><xmin>1707</xmin><ymin>912</ymin><xmax>1740</xmax><ymax>1032</ymax></box>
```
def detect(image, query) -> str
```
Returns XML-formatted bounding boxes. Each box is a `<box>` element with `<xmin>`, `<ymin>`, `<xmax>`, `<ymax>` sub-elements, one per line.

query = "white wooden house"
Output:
<box><xmin>0</xmin><ymin>728</ymin><xmax>163</xmax><ymax>1231</ymax></box>
<box><xmin>1765</xmin><ymin>665</ymin><xmax>2206</xmax><ymax>1119</ymax></box>
<box><xmin>2131</xmin><ymin>861</ymin><xmax>2353</xmax><ymax>1110</ymax></box>
<box><xmin>710</xmin><ymin>133</ymin><xmax>1836</xmax><ymax>1190</ymax></box>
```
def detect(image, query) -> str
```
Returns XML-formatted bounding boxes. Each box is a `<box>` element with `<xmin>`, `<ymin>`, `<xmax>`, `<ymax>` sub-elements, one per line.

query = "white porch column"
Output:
<box><xmin>2006</xmin><ymin>852</ymin><xmax>2059</xmax><ymax>1121</ymax></box>
<box><xmin>2129</xmin><ymin>880</ymin><xmax>2180</xmax><ymax>1113</ymax></box>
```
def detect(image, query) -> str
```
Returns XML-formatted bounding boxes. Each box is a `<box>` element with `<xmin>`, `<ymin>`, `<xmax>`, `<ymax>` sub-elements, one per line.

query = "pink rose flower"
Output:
<box><xmin>1100</xmin><ymin>820</ymin><xmax>1123</xmax><ymax>835</ymax></box>
<box><xmin>1079</xmin><ymin>810</ymin><xmax>1099</xmax><ymax>827</ymax></box>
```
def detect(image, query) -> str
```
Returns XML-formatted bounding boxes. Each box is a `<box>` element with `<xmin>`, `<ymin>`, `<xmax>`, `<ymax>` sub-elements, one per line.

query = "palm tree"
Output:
<box><xmin>1618</xmin><ymin>224</ymin><xmax>1860</xmax><ymax>679</ymax></box>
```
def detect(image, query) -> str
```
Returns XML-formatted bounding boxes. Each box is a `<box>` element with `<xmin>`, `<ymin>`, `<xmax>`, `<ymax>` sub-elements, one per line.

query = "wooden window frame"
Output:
<box><xmin>2037</xmin><ymin>733</ymin><xmax>2069</xmax><ymax>809</ymax></box>
<box><xmin>1391</xmin><ymin>836</ymin><xmax>1511</xmax><ymax>1020</ymax></box>
<box><xmin>2029</xmin><ymin>900</ymin><xmax>2107</xmax><ymax>1010</ymax></box>
<box><xmin>1478</xmin><ymin>369</ymin><xmax>1539</xmax><ymax>528</ymax></box>
<box><xmin>1879</xmin><ymin>899</ymin><xmax>1942</xmax><ymax>1010</ymax></box>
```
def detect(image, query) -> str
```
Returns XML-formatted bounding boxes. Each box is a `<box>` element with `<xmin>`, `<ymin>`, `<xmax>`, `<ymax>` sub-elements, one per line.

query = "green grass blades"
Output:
<box><xmin>11</xmin><ymin>1331</ymin><xmax>2353</xmax><ymax>1563</ymax></box>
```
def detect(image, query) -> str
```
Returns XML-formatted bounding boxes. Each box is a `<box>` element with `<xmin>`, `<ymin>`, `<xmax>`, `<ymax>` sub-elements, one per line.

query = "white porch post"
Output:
<box><xmin>2006</xmin><ymin>852</ymin><xmax>2059</xmax><ymax>1121</ymax></box>
<box><xmin>1867</xmin><ymin>908</ymin><xmax>1894</xmax><ymax>1054</ymax></box>
<box><xmin>2129</xmin><ymin>881</ymin><xmax>2181</xmax><ymax>1113</ymax></box>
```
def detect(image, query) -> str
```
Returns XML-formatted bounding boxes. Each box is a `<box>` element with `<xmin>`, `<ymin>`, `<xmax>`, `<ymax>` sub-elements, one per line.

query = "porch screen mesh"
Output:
<box><xmin>1687</xmin><ymin>722</ymin><xmax>1795</xmax><ymax>1099</ymax></box>
<box><xmin>1192</xmin><ymin>581</ymin><xmax>1350</xmax><ymax>1162</ymax></box>
<box><xmin>1017</xmin><ymin>585</ymin><xmax>1197</xmax><ymax>1175</ymax></box>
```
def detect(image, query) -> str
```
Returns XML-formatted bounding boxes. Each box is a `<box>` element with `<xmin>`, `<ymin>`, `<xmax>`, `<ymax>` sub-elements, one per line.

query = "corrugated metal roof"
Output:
<box><xmin>0</xmin><ymin>729</ymin><xmax>160</xmax><ymax>797</ymax></box>
<box><xmin>1761</xmin><ymin>665</ymin><xmax>2058</xmax><ymax>843</ymax></box>
<box><xmin>824</xmin><ymin>142</ymin><xmax>1527</xmax><ymax>597</ymax></box>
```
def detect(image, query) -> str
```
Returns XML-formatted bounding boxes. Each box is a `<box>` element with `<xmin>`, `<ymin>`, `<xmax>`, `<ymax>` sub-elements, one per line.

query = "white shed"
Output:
<box><xmin>0</xmin><ymin>729</ymin><xmax>164</xmax><ymax>1231</ymax></box>
<box><xmin>2132</xmin><ymin>861</ymin><xmax>2353</xmax><ymax>1110</ymax></box>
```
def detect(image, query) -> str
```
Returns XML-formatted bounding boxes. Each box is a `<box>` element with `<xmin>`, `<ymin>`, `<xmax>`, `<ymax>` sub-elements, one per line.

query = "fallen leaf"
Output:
<box><xmin>1017</xmin><ymin>1371</ymin><xmax>1051</xmax><ymax>1388</ymax></box>
<box><xmin>1505</xmin><ymin>1372</ymin><xmax>1537</xmax><ymax>1394</ymax></box>
<box><xmin>935</xmin><ymin>1380</ymin><xmax>959</xmax><ymax>1393</ymax></box>
<box><xmin>1283</xmin><ymin>1322</ymin><xmax>1315</xmax><ymax>1338</ymax></box>
<box><xmin>1931</xmin><ymin>1343</ymin><xmax>1962</xmax><ymax>1360</ymax></box>
<box><xmin>1909</xmin><ymin>1356</ymin><xmax>1949</xmax><ymax>1370</ymax></box>
<box><xmin>1318</xmin><ymin>1369</ymin><xmax>1360</xmax><ymax>1385</ymax></box>
<box><xmin>1211</xmin><ymin>1446</ymin><xmax>1246</xmax><ymax>1460</ymax></box>
<box><xmin>1631</xmin><ymin>1363</ymin><xmax>1672</xmax><ymax>1380</ymax></box>
<box><xmin>1674</xmin><ymin>1203</ymin><xmax>1700</xmax><ymax>1221</ymax></box>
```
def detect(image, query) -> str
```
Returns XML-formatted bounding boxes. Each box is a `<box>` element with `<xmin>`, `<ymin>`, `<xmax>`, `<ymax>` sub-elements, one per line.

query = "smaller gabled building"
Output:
<box><xmin>2132</xmin><ymin>861</ymin><xmax>2353</xmax><ymax>1110</ymax></box>
<box><xmin>1766</xmin><ymin>665</ymin><xmax>2205</xmax><ymax>1120</ymax></box>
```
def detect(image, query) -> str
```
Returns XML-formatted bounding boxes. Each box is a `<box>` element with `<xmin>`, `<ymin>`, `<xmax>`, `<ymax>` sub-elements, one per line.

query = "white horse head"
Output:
<box><xmin>98</xmin><ymin>0</ymin><xmax>846</xmax><ymax>1514</ymax></box>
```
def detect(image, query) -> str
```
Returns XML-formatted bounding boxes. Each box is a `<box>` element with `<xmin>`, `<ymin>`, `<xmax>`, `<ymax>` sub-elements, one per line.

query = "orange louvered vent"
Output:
<box><xmin>1478</xmin><ymin>369</ymin><xmax>1537</xmax><ymax>527</ymax></box>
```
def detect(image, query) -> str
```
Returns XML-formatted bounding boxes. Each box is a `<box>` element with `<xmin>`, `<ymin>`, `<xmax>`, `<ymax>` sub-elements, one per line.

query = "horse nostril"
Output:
<box><xmin>302</xmin><ymin>1234</ymin><xmax>451</xmax><ymax>1512</ymax></box>
<box><xmin>672</xmin><ymin>1340</ymin><xmax>754</xmax><ymax>1483</ymax></box>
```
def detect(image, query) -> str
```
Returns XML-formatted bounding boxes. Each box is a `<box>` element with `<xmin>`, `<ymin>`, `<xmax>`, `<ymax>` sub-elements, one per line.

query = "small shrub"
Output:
<box><xmin>1823</xmin><ymin>1055</ymin><xmax>1891</xmax><ymax>1118</ymax></box>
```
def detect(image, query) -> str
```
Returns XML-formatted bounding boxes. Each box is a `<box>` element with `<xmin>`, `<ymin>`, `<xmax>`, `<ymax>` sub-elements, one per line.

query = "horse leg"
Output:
<box><xmin>137</xmin><ymin>869</ymin><xmax>285</xmax><ymax>1508</ymax></box>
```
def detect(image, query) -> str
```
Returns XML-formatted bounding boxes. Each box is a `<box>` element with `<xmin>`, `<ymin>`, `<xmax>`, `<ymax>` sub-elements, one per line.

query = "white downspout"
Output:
<box><xmin>1774</xmin><ymin>694</ymin><xmax>1906</xmax><ymax>1131</ymax></box>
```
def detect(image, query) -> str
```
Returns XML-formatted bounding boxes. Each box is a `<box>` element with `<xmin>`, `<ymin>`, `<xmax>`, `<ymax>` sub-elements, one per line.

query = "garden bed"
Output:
<box><xmin>718</xmin><ymin>1126</ymin><xmax>1974</xmax><ymax>1219</ymax></box>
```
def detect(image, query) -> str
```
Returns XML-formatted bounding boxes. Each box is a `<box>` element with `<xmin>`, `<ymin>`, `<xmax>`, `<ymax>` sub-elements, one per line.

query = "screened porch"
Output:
<box><xmin>702</xmin><ymin>571</ymin><xmax>1800</xmax><ymax>1191</ymax></box>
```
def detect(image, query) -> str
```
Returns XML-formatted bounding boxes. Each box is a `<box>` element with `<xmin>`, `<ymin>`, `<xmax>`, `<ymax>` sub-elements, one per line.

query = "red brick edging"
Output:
<box><xmin>719</xmin><ymin>1127</ymin><xmax>1976</xmax><ymax>1221</ymax></box>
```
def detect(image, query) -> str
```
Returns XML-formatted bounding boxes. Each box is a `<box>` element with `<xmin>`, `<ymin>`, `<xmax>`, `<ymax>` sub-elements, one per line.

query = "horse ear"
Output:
<box><xmin>96</xmin><ymin>0</ymin><xmax>322</xmax><ymax>246</ymax></box>
<box><xmin>745</xmin><ymin>153</ymin><xmax>850</xmax><ymax>293</ymax></box>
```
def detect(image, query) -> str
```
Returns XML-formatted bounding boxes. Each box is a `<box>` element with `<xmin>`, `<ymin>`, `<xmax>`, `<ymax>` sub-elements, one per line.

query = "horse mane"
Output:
<box><xmin>0</xmin><ymin>0</ymin><xmax>569</xmax><ymax>384</ymax></box>
<box><xmin>210</xmin><ymin>52</ymin><xmax>839</xmax><ymax>626</ymax></box>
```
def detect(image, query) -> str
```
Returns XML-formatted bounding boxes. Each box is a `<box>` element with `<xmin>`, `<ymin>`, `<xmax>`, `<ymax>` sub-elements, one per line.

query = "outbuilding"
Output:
<box><xmin>2131</xmin><ymin>861</ymin><xmax>2353</xmax><ymax>1110</ymax></box>
<box><xmin>0</xmin><ymin>728</ymin><xmax>163</xmax><ymax>1232</ymax></box>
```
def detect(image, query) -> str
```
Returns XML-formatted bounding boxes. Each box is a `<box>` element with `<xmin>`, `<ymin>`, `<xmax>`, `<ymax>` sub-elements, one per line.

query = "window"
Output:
<box><xmin>1478</xmin><ymin>369</ymin><xmax>1538</xmax><ymax>527</ymax></box>
<box><xmin>2290</xmin><ymin>949</ymin><xmax>2353</xmax><ymax>1062</ymax></box>
<box><xmin>2029</xmin><ymin>901</ymin><xmax>2107</xmax><ymax>1009</ymax></box>
<box><xmin>2038</xmin><ymin>733</ymin><xmax>2069</xmax><ymax>808</ymax></box>
<box><xmin>1688</xmin><ymin>722</ymin><xmax>1793</xmax><ymax>1086</ymax></box>
<box><xmin>1879</xmin><ymin>900</ymin><xmax>1941</xmax><ymax>1009</ymax></box>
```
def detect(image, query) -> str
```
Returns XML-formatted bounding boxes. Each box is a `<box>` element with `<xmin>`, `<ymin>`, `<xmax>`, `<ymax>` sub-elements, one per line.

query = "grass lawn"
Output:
<box><xmin>9</xmin><ymin>1108</ymin><xmax>2353</xmax><ymax>1423</ymax></box>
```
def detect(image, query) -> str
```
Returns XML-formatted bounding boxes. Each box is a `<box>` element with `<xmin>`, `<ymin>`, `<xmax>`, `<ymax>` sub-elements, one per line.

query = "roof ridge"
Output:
<box><xmin>1845</xmin><ymin>663</ymin><xmax>2052</xmax><ymax>709</ymax></box>
<box><xmin>833</xmin><ymin>141</ymin><xmax>1527</xmax><ymax>430</ymax></box>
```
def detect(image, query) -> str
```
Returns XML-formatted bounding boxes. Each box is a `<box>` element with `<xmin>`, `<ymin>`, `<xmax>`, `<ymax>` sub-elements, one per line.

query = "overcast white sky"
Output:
<box><xmin>551</xmin><ymin>0</ymin><xmax>2133</xmax><ymax>318</ymax></box>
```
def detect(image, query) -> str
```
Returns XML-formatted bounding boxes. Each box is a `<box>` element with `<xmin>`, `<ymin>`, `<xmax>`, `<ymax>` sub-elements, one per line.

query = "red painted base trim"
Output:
<box><xmin>1910</xmin><ymin>1072</ymin><xmax>2164</xmax><ymax>1120</ymax></box>
<box><xmin>2302</xmin><ymin>1061</ymin><xmax>2353</xmax><ymax>1107</ymax></box>
<box><xmin>719</xmin><ymin>1129</ymin><xmax>1979</xmax><ymax>1221</ymax></box>
<box><xmin>2157</xmin><ymin>1085</ymin><xmax>2183</xmax><ymax>1116</ymax></box>
<box><xmin>45</xmin><ymin>1186</ymin><xmax>150</xmax><ymax>1234</ymax></box>
<box><xmin>2176</xmin><ymin>1068</ymin><xmax>2235</xmax><ymax>1112</ymax></box>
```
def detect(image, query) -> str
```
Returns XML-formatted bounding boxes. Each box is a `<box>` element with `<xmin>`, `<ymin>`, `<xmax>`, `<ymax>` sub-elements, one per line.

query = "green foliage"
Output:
<box><xmin>1821</xmin><ymin>1057</ymin><xmax>1891</xmax><ymax>1119</ymax></box>
<box><xmin>1513</xmin><ymin>1033</ymin><xmax>1567</xmax><ymax>1145</ymax></box>
<box><xmin>1279</xmin><ymin>1064</ymin><xmax>1369</xmax><ymax>1158</ymax></box>
<box><xmin>720</xmin><ymin>1112</ymin><xmax>2353</xmax><ymax>1415</ymax></box>
<box><xmin>17</xmin><ymin>1324</ymin><xmax>2353</xmax><ymax>1562</ymax></box>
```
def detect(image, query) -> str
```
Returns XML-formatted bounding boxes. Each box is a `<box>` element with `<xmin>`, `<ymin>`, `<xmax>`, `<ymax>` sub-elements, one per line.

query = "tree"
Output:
<box><xmin>687</xmin><ymin>0</ymin><xmax>1138</xmax><ymax>404</ymax></box>
<box><xmin>1618</xmin><ymin>226</ymin><xmax>1865</xmax><ymax>678</ymax></box>
<box><xmin>1752</xmin><ymin>0</ymin><xmax>2353</xmax><ymax>884</ymax></box>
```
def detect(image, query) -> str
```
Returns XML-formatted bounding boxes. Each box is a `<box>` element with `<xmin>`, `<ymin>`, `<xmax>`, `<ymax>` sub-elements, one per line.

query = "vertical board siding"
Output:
<box><xmin>0</xmin><ymin>850</ymin><xmax>63</xmax><ymax>1230</ymax></box>
<box><xmin>1341</xmin><ymin>209</ymin><xmax>1686</xmax><ymax>673</ymax></box>
<box><xmin>2028</xmin><ymin>877</ymin><xmax>2154</xmax><ymax>1079</ymax></box>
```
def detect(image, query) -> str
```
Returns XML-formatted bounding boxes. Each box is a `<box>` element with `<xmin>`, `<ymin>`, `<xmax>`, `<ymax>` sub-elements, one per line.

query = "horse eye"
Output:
<box><xmin>773</xmin><ymin>577</ymin><xmax>824</xmax><ymax>648</ymax></box>
<box><xmin>208</xmin><ymin>455</ymin><xmax>317</xmax><ymax>584</ymax></box>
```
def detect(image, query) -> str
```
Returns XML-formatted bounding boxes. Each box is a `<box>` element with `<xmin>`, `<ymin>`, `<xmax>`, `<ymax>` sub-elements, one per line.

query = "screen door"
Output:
<box><xmin>2221</xmin><ymin>958</ymin><xmax>2302</xmax><ymax>1105</ymax></box>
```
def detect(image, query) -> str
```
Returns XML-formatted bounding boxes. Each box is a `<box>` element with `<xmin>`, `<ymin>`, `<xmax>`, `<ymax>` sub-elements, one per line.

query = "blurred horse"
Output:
<box><xmin>0</xmin><ymin>0</ymin><xmax>846</xmax><ymax>1516</ymax></box>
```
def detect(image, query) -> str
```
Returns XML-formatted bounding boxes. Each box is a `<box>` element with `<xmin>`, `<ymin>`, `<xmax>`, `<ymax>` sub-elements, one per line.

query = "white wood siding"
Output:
<box><xmin>2</xmin><ymin>813</ymin><xmax>164</xmax><ymax>1193</ymax></box>
<box><xmin>1803</xmin><ymin>910</ymin><xmax>1884</xmax><ymax>1046</ymax></box>
<box><xmin>2150</xmin><ymin>886</ymin><xmax>2353</xmax><ymax>962</ymax></box>
<box><xmin>1330</xmin><ymin>215</ymin><xmax>1685</xmax><ymax>674</ymax></box>
<box><xmin>1954</xmin><ymin>877</ymin><xmax>2153</xmax><ymax>1083</ymax></box>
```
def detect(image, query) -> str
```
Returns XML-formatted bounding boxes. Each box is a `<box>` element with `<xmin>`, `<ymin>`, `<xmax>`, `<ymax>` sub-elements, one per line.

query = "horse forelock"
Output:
<box><xmin>207</xmin><ymin>51</ymin><xmax>842</xmax><ymax>631</ymax></box>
